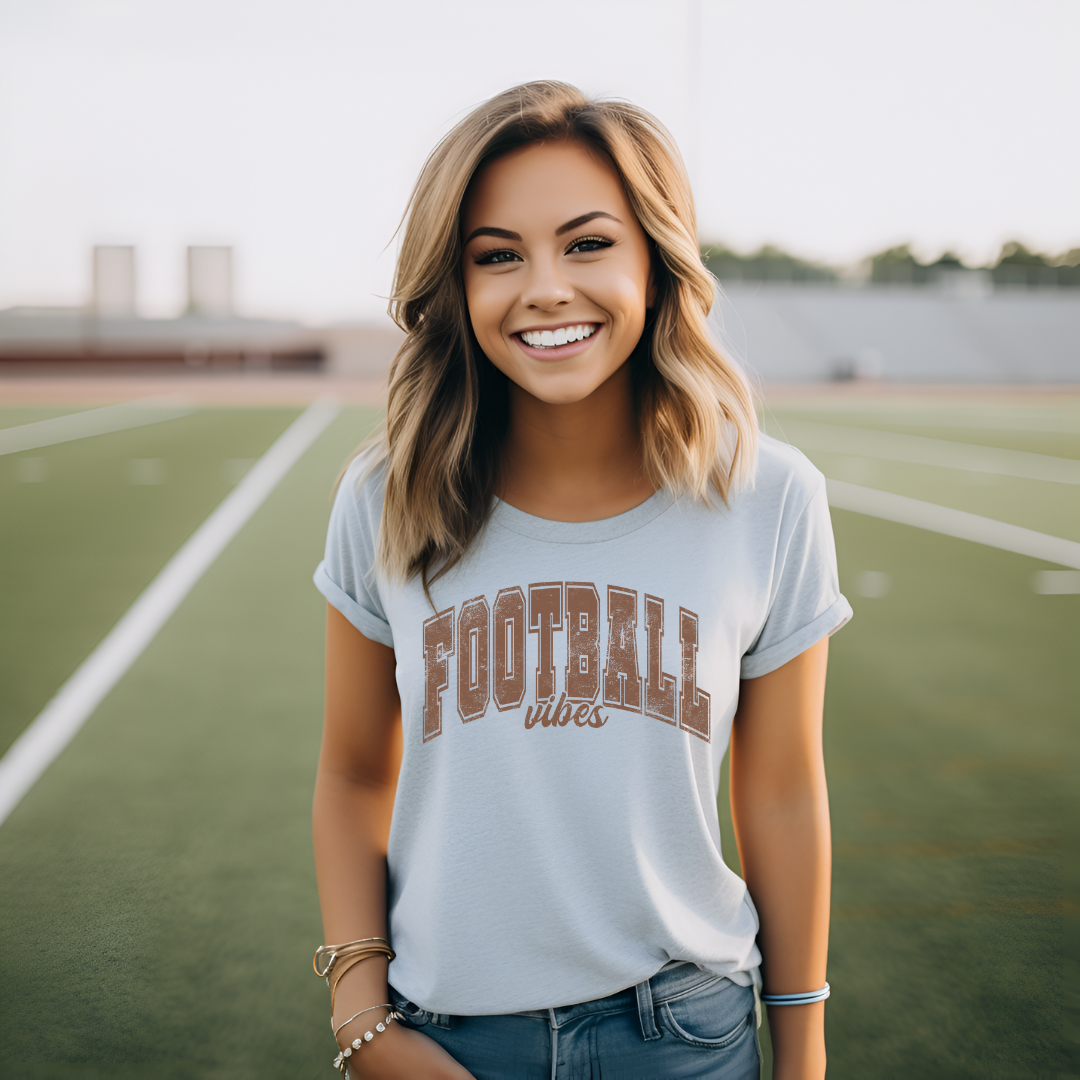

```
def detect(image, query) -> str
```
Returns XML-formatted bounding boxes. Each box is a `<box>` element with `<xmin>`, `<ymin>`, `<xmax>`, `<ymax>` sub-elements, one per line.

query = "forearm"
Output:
<box><xmin>729</xmin><ymin>640</ymin><xmax>832</xmax><ymax>1080</ymax></box>
<box><xmin>312</xmin><ymin>768</ymin><xmax>395</xmax><ymax>1031</ymax></box>
<box><xmin>732</xmin><ymin>786</ymin><xmax>830</xmax><ymax>1078</ymax></box>
<box><xmin>732</xmin><ymin>786</ymin><xmax>831</xmax><ymax>992</ymax></box>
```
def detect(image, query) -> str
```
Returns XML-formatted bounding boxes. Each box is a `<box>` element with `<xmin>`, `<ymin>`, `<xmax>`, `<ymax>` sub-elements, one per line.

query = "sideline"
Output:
<box><xmin>826</xmin><ymin>479</ymin><xmax>1080</xmax><ymax>569</ymax></box>
<box><xmin>0</xmin><ymin>397</ymin><xmax>341</xmax><ymax>826</ymax></box>
<box><xmin>779</xmin><ymin>420</ymin><xmax>1080</xmax><ymax>485</ymax></box>
<box><xmin>0</xmin><ymin>396</ymin><xmax>197</xmax><ymax>455</ymax></box>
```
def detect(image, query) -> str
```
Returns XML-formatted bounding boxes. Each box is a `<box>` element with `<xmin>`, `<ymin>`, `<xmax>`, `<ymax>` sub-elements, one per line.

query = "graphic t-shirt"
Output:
<box><xmin>314</xmin><ymin>434</ymin><xmax>852</xmax><ymax>1015</ymax></box>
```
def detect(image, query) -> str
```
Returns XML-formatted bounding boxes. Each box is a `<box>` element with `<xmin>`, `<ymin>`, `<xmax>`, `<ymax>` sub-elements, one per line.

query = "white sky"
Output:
<box><xmin>1</xmin><ymin>0</ymin><xmax>1077</xmax><ymax>323</ymax></box>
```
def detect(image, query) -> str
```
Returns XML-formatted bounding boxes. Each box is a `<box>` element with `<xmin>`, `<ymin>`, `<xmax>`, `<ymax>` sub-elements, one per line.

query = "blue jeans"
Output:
<box><xmin>390</xmin><ymin>963</ymin><xmax>760</xmax><ymax>1079</ymax></box>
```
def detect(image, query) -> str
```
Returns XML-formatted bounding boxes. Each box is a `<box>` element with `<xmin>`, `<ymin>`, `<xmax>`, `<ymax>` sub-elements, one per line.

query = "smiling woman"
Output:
<box><xmin>366</xmin><ymin>81</ymin><xmax>758</xmax><ymax>587</ymax></box>
<box><xmin>311</xmin><ymin>81</ymin><xmax>848</xmax><ymax>1080</ymax></box>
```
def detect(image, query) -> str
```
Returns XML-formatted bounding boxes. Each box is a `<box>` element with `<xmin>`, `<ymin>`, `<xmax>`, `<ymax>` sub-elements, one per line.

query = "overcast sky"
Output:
<box><xmin>1</xmin><ymin>0</ymin><xmax>1077</xmax><ymax>323</ymax></box>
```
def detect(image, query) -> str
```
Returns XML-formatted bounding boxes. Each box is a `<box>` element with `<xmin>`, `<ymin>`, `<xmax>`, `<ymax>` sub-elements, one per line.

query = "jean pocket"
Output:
<box><xmin>659</xmin><ymin>977</ymin><xmax>755</xmax><ymax>1049</ymax></box>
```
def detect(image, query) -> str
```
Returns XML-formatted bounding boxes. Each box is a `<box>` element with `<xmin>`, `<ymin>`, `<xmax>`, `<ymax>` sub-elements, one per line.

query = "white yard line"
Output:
<box><xmin>776</xmin><ymin>420</ymin><xmax>1080</xmax><ymax>485</ymax></box>
<box><xmin>0</xmin><ymin>396</ymin><xmax>197</xmax><ymax>455</ymax></box>
<box><xmin>827</xmin><ymin>479</ymin><xmax>1080</xmax><ymax>569</ymax></box>
<box><xmin>0</xmin><ymin>397</ymin><xmax>340</xmax><ymax>827</ymax></box>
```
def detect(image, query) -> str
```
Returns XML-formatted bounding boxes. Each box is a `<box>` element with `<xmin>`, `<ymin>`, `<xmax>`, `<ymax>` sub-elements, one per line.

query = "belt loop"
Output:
<box><xmin>548</xmin><ymin>1008</ymin><xmax>559</xmax><ymax>1080</ymax></box>
<box><xmin>635</xmin><ymin>977</ymin><xmax>662</xmax><ymax>1041</ymax></box>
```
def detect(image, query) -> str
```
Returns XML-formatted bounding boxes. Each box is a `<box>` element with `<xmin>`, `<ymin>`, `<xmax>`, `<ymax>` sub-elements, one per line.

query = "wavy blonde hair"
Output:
<box><xmin>358</xmin><ymin>80</ymin><xmax>757</xmax><ymax>588</ymax></box>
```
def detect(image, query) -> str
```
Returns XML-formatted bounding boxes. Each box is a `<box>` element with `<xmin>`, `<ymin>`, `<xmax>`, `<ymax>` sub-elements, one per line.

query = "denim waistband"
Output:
<box><xmin>391</xmin><ymin>962</ymin><xmax>747</xmax><ymax>1036</ymax></box>
<box><xmin>512</xmin><ymin>962</ymin><xmax>729</xmax><ymax>1029</ymax></box>
<box><xmin>392</xmin><ymin>963</ymin><xmax>755</xmax><ymax>1080</ymax></box>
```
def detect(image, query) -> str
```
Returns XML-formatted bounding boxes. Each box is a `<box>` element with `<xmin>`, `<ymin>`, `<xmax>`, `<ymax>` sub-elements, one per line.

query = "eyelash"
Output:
<box><xmin>566</xmin><ymin>234</ymin><xmax>613</xmax><ymax>254</ymax></box>
<box><xmin>473</xmin><ymin>234</ymin><xmax>615</xmax><ymax>265</ymax></box>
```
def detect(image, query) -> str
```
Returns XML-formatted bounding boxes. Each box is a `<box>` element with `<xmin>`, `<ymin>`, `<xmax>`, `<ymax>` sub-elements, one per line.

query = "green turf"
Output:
<box><xmin>823</xmin><ymin>517</ymin><xmax>1068</xmax><ymax>1077</ymax></box>
<box><xmin>761</xmin><ymin>411</ymin><xmax>1080</xmax><ymax>544</ymax></box>
<box><xmin>0</xmin><ymin>408</ymin><xmax>301</xmax><ymax>757</ymax></box>
<box><xmin>0</xmin><ymin>399</ymin><xmax>1072</xmax><ymax>1077</ymax></box>
<box><xmin>760</xmin><ymin>403</ymin><xmax>1080</xmax><ymax>458</ymax></box>
<box><xmin>0</xmin><ymin>405</ymin><xmax>382</xmax><ymax>1078</ymax></box>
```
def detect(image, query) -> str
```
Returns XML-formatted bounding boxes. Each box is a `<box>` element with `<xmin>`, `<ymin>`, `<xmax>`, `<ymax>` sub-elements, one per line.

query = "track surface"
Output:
<box><xmin>0</xmin><ymin>392</ymin><xmax>1073</xmax><ymax>1078</ymax></box>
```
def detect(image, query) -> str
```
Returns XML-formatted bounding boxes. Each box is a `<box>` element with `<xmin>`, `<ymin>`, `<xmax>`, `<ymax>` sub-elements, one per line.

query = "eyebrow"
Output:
<box><xmin>555</xmin><ymin>211</ymin><xmax>622</xmax><ymax>236</ymax></box>
<box><xmin>463</xmin><ymin>211</ymin><xmax>622</xmax><ymax>246</ymax></box>
<box><xmin>463</xmin><ymin>226</ymin><xmax>522</xmax><ymax>244</ymax></box>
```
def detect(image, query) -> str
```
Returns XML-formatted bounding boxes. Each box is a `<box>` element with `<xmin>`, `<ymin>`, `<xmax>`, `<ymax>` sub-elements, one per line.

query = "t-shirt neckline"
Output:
<box><xmin>490</xmin><ymin>488</ymin><xmax>676</xmax><ymax>544</ymax></box>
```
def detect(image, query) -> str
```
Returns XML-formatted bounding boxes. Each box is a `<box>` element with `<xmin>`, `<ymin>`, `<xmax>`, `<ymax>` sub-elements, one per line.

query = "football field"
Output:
<box><xmin>0</xmin><ymin>386</ymin><xmax>1074</xmax><ymax>1078</ymax></box>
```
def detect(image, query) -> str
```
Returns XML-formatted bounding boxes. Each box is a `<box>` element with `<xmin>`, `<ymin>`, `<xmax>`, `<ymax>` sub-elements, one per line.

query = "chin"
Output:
<box><xmin>523</xmin><ymin>379</ymin><xmax>605</xmax><ymax>405</ymax></box>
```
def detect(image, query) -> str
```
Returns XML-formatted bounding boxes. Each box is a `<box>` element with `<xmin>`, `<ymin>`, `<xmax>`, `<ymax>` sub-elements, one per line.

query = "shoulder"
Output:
<box><xmin>336</xmin><ymin>444</ymin><xmax>388</xmax><ymax>517</ymax></box>
<box><xmin>743</xmin><ymin>432</ymin><xmax>825</xmax><ymax>510</ymax></box>
<box><xmin>325</xmin><ymin>444</ymin><xmax>389</xmax><ymax>556</ymax></box>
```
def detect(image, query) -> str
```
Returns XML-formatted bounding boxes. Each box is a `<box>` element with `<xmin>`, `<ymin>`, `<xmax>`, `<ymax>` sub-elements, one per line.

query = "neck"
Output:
<box><xmin>497</xmin><ymin>362</ymin><xmax>654</xmax><ymax>522</ymax></box>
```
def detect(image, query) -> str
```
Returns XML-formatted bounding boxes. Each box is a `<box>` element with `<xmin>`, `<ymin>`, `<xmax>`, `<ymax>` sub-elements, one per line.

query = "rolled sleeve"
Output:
<box><xmin>314</xmin><ymin>452</ymin><xmax>395</xmax><ymax>649</ymax></box>
<box><xmin>313</xmin><ymin>561</ymin><xmax>393</xmax><ymax>647</ymax></box>
<box><xmin>741</xmin><ymin>477</ymin><xmax>852</xmax><ymax>679</ymax></box>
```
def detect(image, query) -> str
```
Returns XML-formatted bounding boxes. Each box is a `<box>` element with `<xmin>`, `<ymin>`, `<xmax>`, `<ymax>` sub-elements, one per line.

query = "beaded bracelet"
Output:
<box><xmin>761</xmin><ymin>982</ymin><xmax>830</xmax><ymax>1006</ymax></box>
<box><xmin>331</xmin><ymin>1005</ymin><xmax>403</xmax><ymax>1075</ymax></box>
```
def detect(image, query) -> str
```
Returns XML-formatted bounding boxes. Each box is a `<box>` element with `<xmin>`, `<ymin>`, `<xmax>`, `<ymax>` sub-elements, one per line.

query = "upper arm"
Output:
<box><xmin>730</xmin><ymin>636</ymin><xmax>830</xmax><ymax>806</ymax></box>
<box><xmin>320</xmin><ymin>603</ymin><xmax>402</xmax><ymax>790</ymax></box>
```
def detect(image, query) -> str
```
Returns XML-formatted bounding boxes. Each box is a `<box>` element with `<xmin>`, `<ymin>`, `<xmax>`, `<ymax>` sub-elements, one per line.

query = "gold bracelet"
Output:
<box><xmin>314</xmin><ymin>937</ymin><xmax>396</xmax><ymax>1021</ymax></box>
<box><xmin>313</xmin><ymin>937</ymin><xmax>394</xmax><ymax>979</ymax></box>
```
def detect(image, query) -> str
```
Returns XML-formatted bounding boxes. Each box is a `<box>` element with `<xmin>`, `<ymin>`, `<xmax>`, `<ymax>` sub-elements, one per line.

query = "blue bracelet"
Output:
<box><xmin>761</xmin><ymin>983</ymin><xmax>830</xmax><ymax>1006</ymax></box>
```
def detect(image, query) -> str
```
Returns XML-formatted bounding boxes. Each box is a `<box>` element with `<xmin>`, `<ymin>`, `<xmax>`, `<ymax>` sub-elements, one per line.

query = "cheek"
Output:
<box><xmin>605</xmin><ymin>269</ymin><xmax>650</xmax><ymax>328</ymax></box>
<box><xmin>464</xmin><ymin>275</ymin><xmax>512</xmax><ymax>343</ymax></box>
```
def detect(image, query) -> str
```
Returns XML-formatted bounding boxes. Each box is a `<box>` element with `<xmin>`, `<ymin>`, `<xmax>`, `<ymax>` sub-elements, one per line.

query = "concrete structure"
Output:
<box><xmin>0</xmin><ymin>244</ymin><xmax>405</xmax><ymax>375</ymax></box>
<box><xmin>711</xmin><ymin>284</ymin><xmax>1080</xmax><ymax>383</ymax></box>
<box><xmin>92</xmin><ymin>246</ymin><xmax>137</xmax><ymax>317</ymax></box>
<box><xmin>187</xmin><ymin>246</ymin><xmax>233</xmax><ymax>316</ymax></box>
<box><xmin>0</xmin><ymin>307</ymin><xmax>404</xmax><ymax>374</ymax></box>
<box><xmin>0</xmin><ymin>308</ymin><xmax>325</xmax><ymax>369</ymax></box>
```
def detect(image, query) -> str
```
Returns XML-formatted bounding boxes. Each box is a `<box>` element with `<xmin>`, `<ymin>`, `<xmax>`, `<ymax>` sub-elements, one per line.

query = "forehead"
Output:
<box><xmin>462</xmin><ymin>140</ymin><xmax>632</xmax><ymax>231</ymax></box>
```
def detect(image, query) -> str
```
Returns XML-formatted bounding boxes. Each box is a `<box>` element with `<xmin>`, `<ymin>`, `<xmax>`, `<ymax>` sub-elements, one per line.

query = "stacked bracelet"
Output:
<box><xmin>761</xmin><ymin>982</ymin><xmax>831</xmax><ymax>1006</ymax></box>
<box><xmin>331</xmin><ymin>1005</ymin><xmax>403</xmax><ymax>1075</ymax></box>
<box><xmin>314</xmin><ymin>937</ymin><xmax>396</xmax><ymax>1020</ymax></box>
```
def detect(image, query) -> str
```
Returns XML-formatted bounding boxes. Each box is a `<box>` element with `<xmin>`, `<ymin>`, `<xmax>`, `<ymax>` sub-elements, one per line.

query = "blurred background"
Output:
<box><xmin>0</xmin><ymin>1</ymin><xmax>1076</xmax><ymax>1077</ymax></box>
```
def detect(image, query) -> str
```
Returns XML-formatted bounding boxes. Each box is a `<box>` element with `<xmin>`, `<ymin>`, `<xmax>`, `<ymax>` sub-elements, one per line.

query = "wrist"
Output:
<box><xmin>331</xmin><ymin>960</ymin><xmax>391</xmax><ymax>1040</ymax></box>
<box><xmin>768</xmin><ymin>1001</ymin><xmax>826</xmax><ymax>1080</ymax></box>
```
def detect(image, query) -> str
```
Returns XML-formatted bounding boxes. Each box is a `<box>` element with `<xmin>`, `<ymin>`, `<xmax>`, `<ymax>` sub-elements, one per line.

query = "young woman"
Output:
<box><xmin>312</xmin><ymin>81</ymin><xmax>850</xmax><ymax>1080</ymax></box>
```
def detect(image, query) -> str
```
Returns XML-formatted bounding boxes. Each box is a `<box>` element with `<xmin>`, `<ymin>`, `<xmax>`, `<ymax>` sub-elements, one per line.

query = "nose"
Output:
<box><xmin>520</xmin><ymin>253</ymin><xmax>574</xmax><ymax>310</ymax></box>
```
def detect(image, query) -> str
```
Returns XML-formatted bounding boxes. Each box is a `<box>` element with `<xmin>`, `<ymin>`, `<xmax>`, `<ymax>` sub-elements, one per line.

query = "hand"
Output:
<box><xmin>341</xmin><ymin>1019</ymin><xmax>476</xmax><ymax>1079</ymax></box>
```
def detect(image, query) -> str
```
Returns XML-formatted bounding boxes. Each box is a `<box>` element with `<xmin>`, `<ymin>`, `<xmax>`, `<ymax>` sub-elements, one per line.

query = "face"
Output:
<box><xmin>461</xmin><ymin>140</ymin><xmax>655</xmax><ymax>405</ymax></box>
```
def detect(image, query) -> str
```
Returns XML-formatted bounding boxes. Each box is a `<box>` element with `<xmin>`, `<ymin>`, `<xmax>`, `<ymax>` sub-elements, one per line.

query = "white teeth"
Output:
<box><xmin>521</xmin><ymin>324</ymin><xmax>597</xmax><ymax>348</ymax></box>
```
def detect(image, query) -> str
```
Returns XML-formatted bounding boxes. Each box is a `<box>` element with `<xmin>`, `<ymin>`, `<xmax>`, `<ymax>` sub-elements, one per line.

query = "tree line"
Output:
<box><xmin>699</xmin><ymin>241</ymin><xmax>1080</xmax><ymax>288</ymax></box>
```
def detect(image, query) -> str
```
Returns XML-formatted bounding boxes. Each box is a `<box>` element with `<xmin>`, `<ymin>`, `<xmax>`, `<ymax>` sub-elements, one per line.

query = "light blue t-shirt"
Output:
<box><xmin>314</xmin><ymin>434</ymin><xmax>851</xmax><ymax>1015</ymax></box>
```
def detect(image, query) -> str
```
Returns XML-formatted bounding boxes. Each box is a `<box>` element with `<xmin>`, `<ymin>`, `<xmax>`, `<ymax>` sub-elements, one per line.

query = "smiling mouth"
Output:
<box><xmin>516</xmin><ymin>323</ymin><xmax>598</xmax><ymax>349</ymax></box>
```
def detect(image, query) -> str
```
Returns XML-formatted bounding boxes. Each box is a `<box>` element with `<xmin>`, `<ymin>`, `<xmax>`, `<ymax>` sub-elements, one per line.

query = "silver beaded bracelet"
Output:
<box><xmin>331</xmin><ymin>1005</ymin><xmax>403</xmax><ymax>1074</ymax></box>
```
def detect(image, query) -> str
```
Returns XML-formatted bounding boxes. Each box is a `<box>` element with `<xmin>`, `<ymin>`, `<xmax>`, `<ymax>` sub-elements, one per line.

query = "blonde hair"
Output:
<box><xmin>359</xmin><ymin>80</ymin><xmax>757</xmax><ymax>588</ymax></box>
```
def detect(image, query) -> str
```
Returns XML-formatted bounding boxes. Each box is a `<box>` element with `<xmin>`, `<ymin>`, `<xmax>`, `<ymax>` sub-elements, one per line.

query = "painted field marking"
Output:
<box><xmin>780</xmin><ymin>420</ymin><xmax>1080</xmax><ymax>485</ymax></box>
<box><xmin>0</xmin><ymin>396</ymin><xmax>196</xmax><ymax>456</ymax></box>
<box><xmin>1032</xmin><ymin>570</ymin><xmax>1080</xmax><ymax>594</ymax></box>
<box><xmin>0</xmin><ymin>397</ymin><xmax>341</xmax><ymax>827</ymax></box>
<box><xmin>826</xmin><ymin>479</ymin><xmax>1080</xmax><ymax>570</ymax></box>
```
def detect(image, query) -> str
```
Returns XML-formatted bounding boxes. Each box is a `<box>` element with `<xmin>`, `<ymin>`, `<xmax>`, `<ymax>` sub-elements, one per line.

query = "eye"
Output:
<box><xmin>474</xmin><ymin>248</ymin><xmax>522</xmax><ymax>265</ymax></box>
<box><xmin>566</xmin><ymin>235</ymin><xmax>613</xmax><ymax>255</ymax></box>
